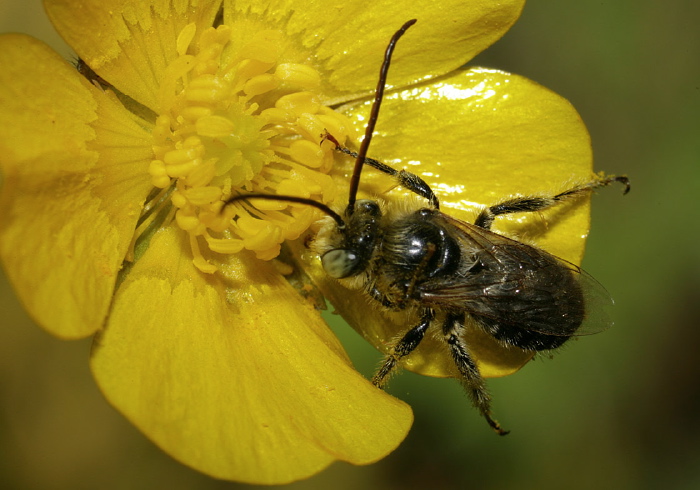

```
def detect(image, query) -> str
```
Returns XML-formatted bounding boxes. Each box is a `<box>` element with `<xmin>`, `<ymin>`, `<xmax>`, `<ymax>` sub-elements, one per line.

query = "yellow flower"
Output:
<box><xmin>0</xmin><ymin>0</ymin><xmax>595</xmax><ymax>484</ymax></box>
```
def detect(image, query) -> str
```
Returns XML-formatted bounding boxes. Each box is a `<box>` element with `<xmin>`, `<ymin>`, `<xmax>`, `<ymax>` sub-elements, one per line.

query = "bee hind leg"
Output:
<box><xmin>474</xmin><ymin>175</ymin><xmax>630</xmax><ymax>230</ymax></box>
<box><xmin>372</xmin><ymin>309</ymin><xmax>434</xmax><ymax>388</ymax></box>
<box><xmin>444</xmin><ymin>312</ymin><xmax>509</xmax><ymax>436</ymax></box>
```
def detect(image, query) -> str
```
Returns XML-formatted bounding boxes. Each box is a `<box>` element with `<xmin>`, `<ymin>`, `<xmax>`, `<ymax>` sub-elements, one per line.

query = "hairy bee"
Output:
<box><xmin>225</xmin><ymin>20</ymin><xmax>629</xmax><ymax>434</ymax></box>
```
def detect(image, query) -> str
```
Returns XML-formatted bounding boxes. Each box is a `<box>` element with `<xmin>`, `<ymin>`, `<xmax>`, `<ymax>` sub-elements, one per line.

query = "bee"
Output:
<box><xmin>225</xmin><ymin>19</ymin><xmax>629</xmax><ymax>434</ymax></box>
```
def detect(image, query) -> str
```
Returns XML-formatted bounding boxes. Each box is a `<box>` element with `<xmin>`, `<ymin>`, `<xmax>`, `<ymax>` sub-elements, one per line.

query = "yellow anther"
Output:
<box><xmin>196</xmin><ymin>115</ymin><xmax>235</xmax><ymax>138</ymax></box>
<box><xmin>153</xmin><ymin>115</ymin><xmax>172</xmax><ymax>138</ymax></box>
<box><xmin>237</xmin><ymin>214</ymin><xmax>270</xmax><ymax>235</ymax></box>
<box><xmin>244</xmin><ymin>74</ymin><xmax>281</xmax><ymax>97</ymax></box>
<box><xmin>288</xmin><ymin>139</ymin><xmax>325</xmax><ymax>168</ymax></box>
<box><xmin>183</xmin><ymin>135</ymin><xmax>203</xmax><ymax>149</ymax></box>
<box><xmin>177</xmin><ymin>23</ymin><xmax>197</xmax><ymax>56</ymax></box>
<box><xmin>164</xmin><ymin>146</ymin><xmax>201</xmax><ymax>165</ymax></box>
<box><xmin>148</xmin><ymin>160</ymin><xmax>171</xmax><ymax>188</ymax></box>
<box><xmin>285</xmin><ymin>213</ymin><xmax>314</xmax><ymax>237</ymax></box>
<box><xmin>199</xmin><ymin>208</ymin><xmax>229</xmax><ymax>232</ymax></box>
<box><xmin>235</xmin><ymin>59</ymin><xmax>276</xmax><ymax>82</ymax></box>
<box><xmin>200</xmin><ymin>24</ymin><xmax>231</xmax><ymax>48</ymax></box>
<box><xmin>289</xmin><ymin>205</ymin><xmax>316</xmax><ymax>223</ymax></box>
<box><xmin>317</xmin><ymin>113</ymin><xmax>351</xmax><ymax>144</ymax></box>
<box><xmin>176</xmin><ymin>209</ymin><xmax>201</xmax><ymax>231</ymax></box>
<box><xmin>275</xmin><ymin>92</ymin><xmax>321</xmax><ymax>116</ymax></box>
<box><xmin>165</xmin><ymin>159</ymin><xmax>200</xmax><ymax>179</ymax></box>
<box><xmin>258</xmin><ymin>107</ymin><xmax>290</xmax><ymax>124</ymax></box>
<box><xmin>276</xmin><ymin>179</ymin><xmax>311</xmax><ymax>198</ymax></box>
<box><xmin>296</xmin><ymin>113</ymin><xmax>326</xmax><ymax>142</ymax></box>
<box><xmin>248</xmin><ymin>197</ymin><xmax>287</xmax><ymax>212</ymax></box>
<box><xmin>275</xmin><ymin>63</ymin><xmax>321</xmax><ymax>89</ymax></box>
<box><xmin>243</xmin><ymin>222</ymin><xmax>282</xmax><ymax>250</ymax></box>
<box><xmin>171</xmin><ymin>190</ymin><xmax>188</xmax><ymax>208</ymax></box>
<box><xmin>184</xmin><ymin>159</ymin><xmax>216</xmax><ymax>188</ymax></box>
<box><xmin>186</xmin><ymin>75</ymin><xmax>229</xmax><ymax>103</ymax></box>
<box><xmin>184</xmin><ymin>186</ymin><xmax>222</xmax><ymax>206</ymax></box>
<box><xmin>197</xmin><ymin>43</ymin><xmax>225</xmax><ymax>64</ymax></box>
<box><xmin>180</xmin><ymin>105</ymin><xmax>213</xmax><ymax>122</ymax></box>
<box><xmin>254</xmin><ymin>245</ymin><xmax>282</xmax><ymax>262</ymax></box>
<box><xmin>158</xmin><ymin>54</ymin><xmax>196</xmax><ymax>112</ymax></box>
<box><xmin>192</xmin><ymin>59</ymin><xmax>220</xmax><ymax>77</ymax></box>
<box><xmin>206</xmin><ymin>236</ymin><xmax>245</xmax><ymax>254</ymax></box>
<box><xmin>191</xmin><ymin>231</ymin><xmax>218</xmax><ymax>273</ymax></box>
<box><xmin>193</xmin><ymin>255</ymin><xmax>218</xmax><ymax>274</ymax></box>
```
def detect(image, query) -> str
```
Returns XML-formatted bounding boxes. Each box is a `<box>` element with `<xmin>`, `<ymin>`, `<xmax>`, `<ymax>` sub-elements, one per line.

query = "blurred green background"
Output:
<box><xmin>1</xmin><ymin>1</ymin><xmax>698</xmax><ymax>489</ymax></box>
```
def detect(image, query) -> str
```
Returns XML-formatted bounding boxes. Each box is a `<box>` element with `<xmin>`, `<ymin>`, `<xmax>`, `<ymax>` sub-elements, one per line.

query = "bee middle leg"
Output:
<box><xmin>444</xmin><ymin>312</ymin><xmax>509</xmax><ymax>435</ymax></box>
<box><xmin>372</xmin><ymin>309</ymin><xmax>435</xmax><ymax>388</ymax></box>
<box><xmin>474</xmin><ymin>175</ymin><xmax>630</xmax><ymax>230</ymax></box>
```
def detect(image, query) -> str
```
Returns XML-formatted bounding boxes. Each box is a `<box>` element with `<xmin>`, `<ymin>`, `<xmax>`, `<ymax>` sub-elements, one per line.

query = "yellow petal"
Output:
<box><xmin>0</xmin><ymin>35</ymin><xmax>153</xmax><ymax>339</ymax></box>
<box><xmin>224</xmin><ymin>0</ymin><xmax>525</xmax><ymax>103</ymax></box>
<box><xmin>91</xmin><ymin>225</ymin><xmax>412</xmax><ymax>484</ymax></box>
<box><xmin>44</xmin><ymin>0</ymin><xmax>222</xmax><ymax>111</ymax></box>
<box><xmin>344</xmin><ymin>68</ymin><xmax>594</xmax><ymax>263</ymax></box>
<box><xmin>309</xmin><ymin>68</ymin><xmax>593</xmax><ymax>379</ymax></box>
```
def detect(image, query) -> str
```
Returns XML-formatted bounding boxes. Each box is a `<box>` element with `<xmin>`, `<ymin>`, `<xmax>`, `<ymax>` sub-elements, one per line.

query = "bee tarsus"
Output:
<box><xmin>443</xmin><ymin>311</ymin><xmax>509</xmax><ymax>435</ymax></box>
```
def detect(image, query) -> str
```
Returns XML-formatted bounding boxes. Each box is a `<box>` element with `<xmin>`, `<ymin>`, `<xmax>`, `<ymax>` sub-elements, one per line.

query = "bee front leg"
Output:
<box><xmin>372</xmin><ymin>309</ymin><xmax>434</xmax><ymax>388</ymax></box>
<box><xmin>443</xmin><ymin>312</ymin><xmax>509</xmax><ymax>436</ymax></box>
<box><xmin>324</xmin><ymin>136</ymin><xmax>440</xmax><ymax>209</ymax></box>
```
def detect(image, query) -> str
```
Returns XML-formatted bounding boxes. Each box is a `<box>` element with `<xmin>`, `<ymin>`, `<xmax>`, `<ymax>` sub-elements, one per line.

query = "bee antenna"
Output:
<box><xmin>222</xmin><ymin>194</ymin><xmax>346</xmax><ymax>229</ymax></box>
<box><xmin>346</xmin><ymin>19</ymin><xmax>417</xmax><ymax>215</ymax></box>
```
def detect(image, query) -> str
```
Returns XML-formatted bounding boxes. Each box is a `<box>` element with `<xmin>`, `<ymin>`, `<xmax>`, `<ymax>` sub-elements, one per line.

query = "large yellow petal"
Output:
<box><xmin>0</xmin><ymin>35</ymin><xmax>153</xmax><ymax>338</ymax></box>
<box><xmin>91</xmin><ymin>225</ymin><xmax>412</xmax><ymax>484</ymax></box>
<box><xmin>44</xmin><ymin>0</ymin><xmax>222</xmax><ymax>112</ymax></box>
<box><xmin>343</xmin><ymin>68</ymin><xmax>594</xmax><ymax>263</ymax></box>
<box><xmin>306</xmin><ymin>68</ymin><xmax>593</xmax><ymax>379</ymax></box>
<box><xmin>224</xmin><ymin>0</ymin><xmax>525</xmax><ymax>103</ymax></box>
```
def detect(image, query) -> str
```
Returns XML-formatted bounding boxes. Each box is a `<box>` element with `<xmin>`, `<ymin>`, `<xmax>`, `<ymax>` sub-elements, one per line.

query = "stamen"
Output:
<box><xmin>148</xmin><ymin>23</ymin><xmax>353</xmax><ymax>271</ymax></box>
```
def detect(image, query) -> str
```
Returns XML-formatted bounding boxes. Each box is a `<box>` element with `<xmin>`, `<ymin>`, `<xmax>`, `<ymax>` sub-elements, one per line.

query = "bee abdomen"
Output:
<box><xmin>472</xmin><ymin>257</ymin><xmax>586</xmax><ymax>351</ymax></box>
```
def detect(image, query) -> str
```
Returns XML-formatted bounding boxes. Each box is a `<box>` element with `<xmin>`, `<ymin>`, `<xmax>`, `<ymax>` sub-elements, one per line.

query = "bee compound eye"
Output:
<box><xmin>321</xmin><ymin>249</ymin><xmax>360</xmax><ymax>279</ymax></box>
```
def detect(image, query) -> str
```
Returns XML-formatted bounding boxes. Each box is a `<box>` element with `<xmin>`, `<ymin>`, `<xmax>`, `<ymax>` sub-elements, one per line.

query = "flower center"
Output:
<box><xmin>146</xmin><ymin>24</ymin><xmax>351</xmax><ymax>272</ymax></box>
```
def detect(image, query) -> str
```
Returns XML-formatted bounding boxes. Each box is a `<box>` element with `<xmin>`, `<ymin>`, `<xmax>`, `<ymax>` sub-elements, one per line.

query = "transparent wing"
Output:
<box><xmin>419</xmin><ymin>214</ymin><xmax>614</xmax><ymax>337</ymax></box>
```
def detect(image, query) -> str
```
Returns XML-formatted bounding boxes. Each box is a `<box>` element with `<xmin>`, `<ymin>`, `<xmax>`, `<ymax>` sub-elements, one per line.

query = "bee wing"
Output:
<box><xmin>421</xmin><ymin>214</ymin><xmax>614</xmax><ymax>337</ymax></box>
<box><xmin>566</xmin><ymin>266</ymin><xmax>615</xmax><ymax>336</ymax></box>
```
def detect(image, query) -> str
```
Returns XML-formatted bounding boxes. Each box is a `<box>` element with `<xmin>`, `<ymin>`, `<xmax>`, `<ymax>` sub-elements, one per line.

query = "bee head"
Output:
<box><xmin>320</xmin><ymin>200</ymin><xmax>382</xmax><ymax>279</ymax></box>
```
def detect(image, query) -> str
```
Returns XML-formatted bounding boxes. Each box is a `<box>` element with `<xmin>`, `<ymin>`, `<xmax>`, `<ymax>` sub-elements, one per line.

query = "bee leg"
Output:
<box><xmin>324</xmin><ymin>136</ymin><xmax>440</xmax><ymax>209</ymax></box>
<box><xmin>474</xmin><ymin>175</ymin><xmax>630</xmax><ymax>230</ymax></box>
<box><xmin>372</xmin><ymin>309</ymin><xmax>434</xmax><ymax>388</ymax></box>
<box><xmin>369</xmin><ymin>244</ymin><xmax>436</xmax><ymax>310</ymax></box>
<box><xmin>444</xmin><ymin>312</ymin><xmax>509</xmax><ymax>436</ymax></box>
<box><xmin>369</xmin><ymin>285</ymin><xmax>400</xmax><ymax>309</ymax></box>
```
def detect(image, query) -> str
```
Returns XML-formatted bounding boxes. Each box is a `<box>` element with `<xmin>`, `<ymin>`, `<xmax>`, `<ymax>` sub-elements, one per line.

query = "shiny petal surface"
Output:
<box><xmin>312</xmin><ymin>68</ymin><xmax>593</xmax><ymax>378</ymax></box>
<box><xmin>44</xmin><ymin>0</ymin><xmax>222</xmax><ymax>112</ymax></box>
<box><xmin>224</xmin><ymin>0</ymin><xmax>525</xmax><ymax>103</ymax></box>
<box><xmin>0</xmin><ymin>35</ymin><xmax>153</xmax><ymax>338</ymax></box>
<box><xmin>91</xmin><ymin>225</ymin><xmax>412</xmax><ymax>484</ymax></box>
